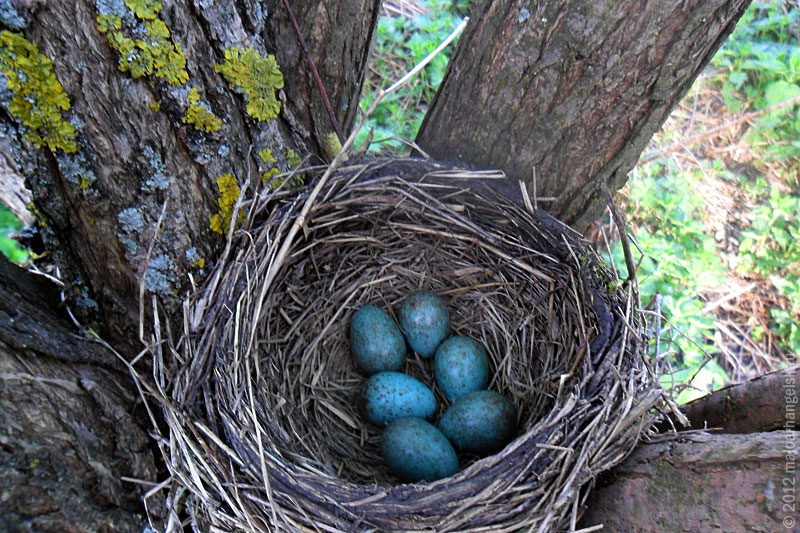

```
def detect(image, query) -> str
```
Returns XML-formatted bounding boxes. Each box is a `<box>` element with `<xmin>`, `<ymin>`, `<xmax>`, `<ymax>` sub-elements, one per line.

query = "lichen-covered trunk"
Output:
<box><xmin>0</xmin><ymin>0</ymin><xmax>377</xmax><ymax>528</ymax></box>
<box><xmin>416</xmin><ymin>0</ymin><xmax>751</xmax><ymax>229</ymax></box>
<box><xmin>0</xmin><ymin>0</ymin><xmax>379</xmax><ymax>352</ymax></box>
<box><xmin>0</xmin><ymin>0</ymin><xmax>783</xmax><ymax>530</ymax></box>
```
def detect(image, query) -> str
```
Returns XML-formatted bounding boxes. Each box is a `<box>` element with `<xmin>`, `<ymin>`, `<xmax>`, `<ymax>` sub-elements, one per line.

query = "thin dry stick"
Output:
<box><xmin>380</xmin><ymin>17</ymin><xmax>468</xmax><ymax>97</ymax></box>
<box><xmin>601</xmin><ymin>181</ymin><xmax>638</xmax><ymax>305</ymax></box>
<box><xmin>281</xmin><ymin>0</ymin><xmax>344</xmax><ymax>144</ymax></box>
<box><xmin>701</xmin><ymin>282</ymin><xmax>757</xmax><ymax>314</ymax></box>
<box><xmin>247</xmin><ymin>17</ymin><xmax>469</xmax><ymax>352</ymax></box>
<box><xmin>139</xmin><ymin>197</ymin><xmax>170</xmax><ymax>344</ymax></box>
<box><xmin>640</xmin><ymin>93</ymin><xmax>800</xmax><ymax>163</ymax></box>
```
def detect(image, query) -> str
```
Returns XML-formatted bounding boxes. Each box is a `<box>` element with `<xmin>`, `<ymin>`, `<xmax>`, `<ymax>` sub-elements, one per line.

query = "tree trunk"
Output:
<box><xmin>659</xmin><ymin>365</ymin><xmax>799</xmax><ymax>434</ymax></box>
<box><xmin>1</xmin><ymin>0</ymin><xmax>379</xmax><ymax>352</ymax></box>
<box><xmin>581</xmin><ymin>366</ymin><xmax>799</xmax><ymax>530</ymax></box>
<box><xmin>0</xmin><ymin>255</ymin><xmax>156</xmax><ymax>532</ymax></box>
<box><xmin>1</xmin><ymin>0</ymin><xmax>378</xmax><ymax>527</ymax></box>
<box><xmin>416</xmin><ymin>0</ymin><xmax>752</xmax><ymax>229</ymax></box>
<box><xmin>578</xmin><ymin>431</ymin><xmax>797</xmax><ymax>532</ymax></box>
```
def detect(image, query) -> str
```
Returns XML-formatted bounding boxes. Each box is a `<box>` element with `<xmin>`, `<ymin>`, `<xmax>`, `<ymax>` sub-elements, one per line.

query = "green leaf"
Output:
<box><xmin>763</xmin><ymin>80</ymin><xmax>800</xmax><ymax>107</ymax></box>
<box><xmin>728</xmin><ymin>70</ymin><xmax>748</xmax><ymax>88</ymax></box>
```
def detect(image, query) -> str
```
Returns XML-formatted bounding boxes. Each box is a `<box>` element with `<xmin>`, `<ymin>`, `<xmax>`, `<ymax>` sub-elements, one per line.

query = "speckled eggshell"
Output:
<box><xmin>350</xmin><ymin>305</ymin><xmax>407</xmax><ymax>375</ymax></box>
<box><xmin>381</xmin><ymin>417</ymin><xmax>459</xmax><ymax>483</ymax></box>
<box><xmin>438</xmin><ymin>390</ymin><xmax>516</xmax><ymax>455</ymax></box>
<box><xmin>434</xmin><ymin>336</ymin><xmax>490</xmax><ymax>402</ymax></box>
<box><xmin>399</xmin><ymin>290</ymin><xmax>450</xmax><ymax>358</ymax></box>
<box><xmin>360</xmin><ymin>372</ymin><xmax>437</xmax><ymax>427</ymax></box>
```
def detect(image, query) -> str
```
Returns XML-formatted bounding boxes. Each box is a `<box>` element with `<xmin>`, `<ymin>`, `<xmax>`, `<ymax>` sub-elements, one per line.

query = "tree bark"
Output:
<box><xmin>578</xmin><ymin>431</ymin><xmax>797</xmax><ymax>532</ymax></box>
<box><xmin>0</xmin><ymin>0</ymin><xmax>379</xmax><ymax>527</ymax></box>
<box><xmin>0</xmin><ymin>255</ymin><xmax>157</xmax><ymax>531</ymax></box>
<box><xmin>659</xmin><ymin>365</ymin><xmax>799</xmax><ymax>434</ymax></box>
<box><xmin>416</xmin><ymin>0</ymin><xmax>751</xmax><ymax>229</ymax></box>
<box><xmin>2</xmin><ymin>0</ymin><xmax>379</xmax><ymax>352</ymax></box>
<box><xmin>266</xmin><ymin>0</ymin><xmax>381</xmax><ymax>155</ymax></box>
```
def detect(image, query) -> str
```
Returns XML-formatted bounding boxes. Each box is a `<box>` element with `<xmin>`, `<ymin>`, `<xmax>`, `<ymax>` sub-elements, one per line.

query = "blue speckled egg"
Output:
<box><xmin>399</xmin><ymin>290</ymin><xmax>450</xmax><ymax>358</ymax></box>
<box><xmin>360</xmin><ymin>372</ymin><xmax>437</xmax><ymax>427</ymax></box>
<box><xmin>434</xmin><ymin>336</ymin><xmax>490</xmax><ymax>402</ymax></box>
<box><xmin>438</xmin><ymin>390</ymin><xmax>516</xmax><ymax>455</ymax></box>
<box><xmin>381</xmin><ymin>417</ymin><xmax>459</xmax><ymax>482</ymax></box>
<box><xmin>350</xmin><ymin>305</ymin><xmax>406</xmax><ymax>375</ymax></box>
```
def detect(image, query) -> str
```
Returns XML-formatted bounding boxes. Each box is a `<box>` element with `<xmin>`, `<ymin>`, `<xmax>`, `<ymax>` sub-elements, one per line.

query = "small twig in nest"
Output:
<box><xmin>601</xmin><ymin>181</ymin><xmax>638</xmax><ymax>305</ymax></box>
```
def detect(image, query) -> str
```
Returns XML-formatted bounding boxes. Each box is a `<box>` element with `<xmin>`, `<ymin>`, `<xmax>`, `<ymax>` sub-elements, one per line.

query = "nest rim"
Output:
<box><xmin>155</xmin><ymin>158</ymin><xmax>665</xmax><ymax>532</ymax></box>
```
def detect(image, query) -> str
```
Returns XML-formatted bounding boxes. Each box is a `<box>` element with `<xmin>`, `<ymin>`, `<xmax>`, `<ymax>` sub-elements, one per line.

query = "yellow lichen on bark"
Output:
<box><xmin>183</xmin><ymin>88</ymin><xmax>221</xmax><ymax>132</ymax></box>
<box><xmin>215</xmin><ymin>47</ymin><xmax>283</xmax><ymax>121</ymax></box>
<box><xmin>97</xmin><ymin>5</ymin><xmax>188</xmax><ymax>86</ymax></box>
<box><xmin>0</xmin><ymin>31</ymin><xmax>77</xmax><ymax>153</ymax></box>
<box><xmin>209</xmin><ymin>173</ymin><xmax>245</xmax><ymax>235</ymax></box>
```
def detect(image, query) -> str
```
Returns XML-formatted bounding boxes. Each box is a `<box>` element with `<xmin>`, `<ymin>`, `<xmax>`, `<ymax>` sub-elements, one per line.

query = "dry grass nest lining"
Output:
<box><xmin>159</xmin><ymin>159</ymin><xmax>665</xmax><ymax>532</ymax></box>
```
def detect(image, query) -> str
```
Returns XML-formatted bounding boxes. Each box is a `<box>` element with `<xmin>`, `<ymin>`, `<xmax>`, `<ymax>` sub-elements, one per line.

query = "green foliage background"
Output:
<box><xmin>0</xmin><ymin>206</ymin><xmax>27</xmax><ymax>264</ymax></box>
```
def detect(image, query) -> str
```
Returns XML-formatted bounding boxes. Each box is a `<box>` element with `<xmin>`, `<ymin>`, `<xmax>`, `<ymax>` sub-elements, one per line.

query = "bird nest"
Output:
<box><xmin>153</xmin><ymin>158</ymin><xmax>665</xmax><ymax>531</ymax></box>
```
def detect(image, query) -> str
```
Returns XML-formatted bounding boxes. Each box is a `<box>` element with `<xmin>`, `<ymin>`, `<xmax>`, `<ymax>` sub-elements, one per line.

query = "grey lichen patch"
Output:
<box><xmin>0</xmin><ymin>71</ymin><xmax>12</xmax><ymax>106</ymax></box>
<box><xmin>140</xmin><ymin>145</ymin><xmax>170</xmax><ymax>192</ymax></box>
<box><xmin>518</xmin><ymin>8</ymin><xmax>530</xmax><ymax>24</ymax></box>
<box><xmin>70</xmin><ymin>274</ymin><xmax>100</xmax><ymax>314</ymax></box>
<box><xmin>185</xmin><ymin>246</ymin><xmax>199</xmax><ymax>261</ymax></box>
<box><xmin>190</xmin><ymin>146</ymin><xmax>213</xmax><ymax>164</ymax></box>
<box><xmin>117</xmin><ymin>206</ymin><xmax>145</xmax><ymax>256</ymax></box>
<box><xmin>118</xmin><ymin>206</ymin><xmax>145</xmax><ymax>233</ymax></box>
<box><xmin>57</xmin><ymin>151</ymin><xmax>98</xmax><ymax>191</ymax></box>
<box><xmin>76</xmin><ymin>286</ymin><xmax>99</xmax><ymax>312</ymax></box>
<box><xmin>69</xmin><ymin>115</ymin><xmax>86</xmax><ymax>130</ymax></box>
<box><xmin>0</xmin><ymin>0</ymin><xmax>28</xmax><ymax>29</ymax></box>
<box><xmin>185</xmin><ymin>246</ymin><xmax>204</xmax><ymax>269</ymax></box>
<box><xmin>168</xmin><ymin>84</ymin><xmax>191</xmax><ymax>102</ymax></box>
<box><xmin>96</xmin><ymin>0</ymin><xmax>128</xmax><ymax>18</ymax></box>
<box><xmin>144</xmin><ymin>253</ymin><xmax>175</xmax><ymax>295</ymax></box>
<box><xmin>119</xmin><ymin>235</ymin><xmax>138</xmax><ymax>256</ymax></box>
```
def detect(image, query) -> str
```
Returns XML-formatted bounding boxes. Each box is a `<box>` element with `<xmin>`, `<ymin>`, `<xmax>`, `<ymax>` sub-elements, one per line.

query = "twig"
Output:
<box><xmin>248</xmin><ymin>16</ymin><xmax>469</xmax><ymax>352</ymax></box>
<box><xmin>701</xmin><ymin>282</ymin><xmax>757</xmax><ymax>314</ymax></box>
<box><xmin>640</xmin><ymin>93</ymin><xmax>800</xmax><ymax>163</ymax></box>
<box><xmin>382</xmin><ymin>18</ymin><xmax>468</xmax><ymax>96</ymax></box>
<box><xmin>281</xmin><ymin>0</ymin><xmax>344</xmax><ymax>144</ymax></box>
<box><xmin>139</xmin><ymin>197</ymin><xmax>170</xmax><ymax>345</ymax></box>
<box><xmin>653</xmin><ymin>292</ymin><xmax>663</xmax><ymax>367</ymax></box>
<box><xmin>601</xmin><ymin>181</ymin><xmax>638</xmax><ymax>305</ymax></box>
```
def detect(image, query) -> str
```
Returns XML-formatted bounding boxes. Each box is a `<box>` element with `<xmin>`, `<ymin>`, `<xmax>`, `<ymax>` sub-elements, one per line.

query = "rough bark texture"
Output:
<box><xmin>416</xmin><ymin>0</ymin><xmax>752</xmax><ymax>229</ymax></box>
<box><xmin>0</xmin><ymin>255</ymin><xmax>157</xmax><ymax>532</ymax></box>
<box><xmin>660</xmin><ymin>365</ymin><xmax>800</xmax><ymax>434</ymax></box>
<box><xmin>1</xmin><ymin>0</ymin><xmax>379</xmax><ymax>352</ymax></box>
<box><xmin>578</xmin><ymin>431</ymin><xmax>797</xmax><ymax>532</ymax></box>
<box><xmin>266</xmin><ymin>0</ymin><xmax>381</xmax><ymax>156</ymax></box>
